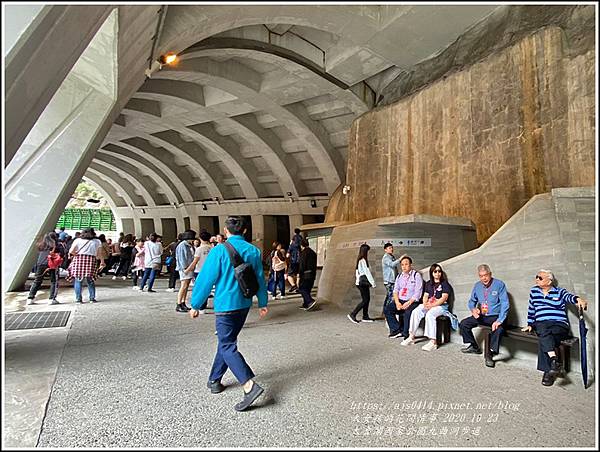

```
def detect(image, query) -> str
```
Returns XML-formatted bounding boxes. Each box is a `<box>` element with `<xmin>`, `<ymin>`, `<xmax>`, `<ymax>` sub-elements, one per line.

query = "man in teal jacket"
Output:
<box><xmin>189</xmin><ymin>216</ymin><xmax>269</xmax><ymax>411</ymax></box>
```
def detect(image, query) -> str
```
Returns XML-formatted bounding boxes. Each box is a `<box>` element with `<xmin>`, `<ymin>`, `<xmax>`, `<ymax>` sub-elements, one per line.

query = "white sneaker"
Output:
<box><xmin>400</xmin><ymin>337</ymin><xmax>415</xmax><ymax>346</ymax></box>
<box><xmin>112</xmin><ymin>276</ymin><xmax>117</xmax><ymax>280</ymax></box>
<box><xmin>26</xmin><ymin>298</ymin><xmax>35</xmax><ymax>305</ymax></box>
<box><xmin>165</xmin><ymin>288</ymin><xmax>175</xmax><ymax>292</ymax></box>
<box><xmin>275</xmin><ymin>295</ymin><xmax>283</xmax><ymax>300</ymax></box>
<box><xmin>122</xmin><ymin>276</ymin><xmax>127</xmax><ymax>280</ymax></box>
<box><xmin>132</xmin><ymin>286</ymin><xmax>140</xmax><ymax>290</ymax></box>
<box><xmin>421</xmin><ymin>341</ymin><xmax>438</xmax><ymax>351</ymax></box>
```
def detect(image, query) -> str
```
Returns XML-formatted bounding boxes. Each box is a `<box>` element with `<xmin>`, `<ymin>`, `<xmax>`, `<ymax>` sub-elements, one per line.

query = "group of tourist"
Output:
<box><xmin>348</xmin><ymin>243</ymin><xmax>588</xmax><ymax>386</ymax></box>
<box><xmin>264</xmin><ymin>228</ymin><xmax>317</xmax><ymax>311</ymax></box>
<box><xmin>27</xmin><ymin>224</ymin><xmax>318</xmax><ymax>315</ymax></box>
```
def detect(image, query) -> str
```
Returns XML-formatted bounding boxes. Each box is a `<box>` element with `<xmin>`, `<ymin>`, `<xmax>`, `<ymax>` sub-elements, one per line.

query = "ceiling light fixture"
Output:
<box><xmin>145</xmin><ymin>52</ymin><xmax>178</xmax><ymax>78</ymax></box>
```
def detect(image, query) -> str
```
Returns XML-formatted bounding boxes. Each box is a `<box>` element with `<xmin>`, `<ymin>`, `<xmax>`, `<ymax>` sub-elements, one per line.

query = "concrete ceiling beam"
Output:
<box><xmin>110</xmin><ymin>125</ymin><xmax>224</xmax><ymax>200</ymax></box>
<box><xmin>132</xmin><ymin>87</ymin><xmax>301</xmax><ymax>196</ymax></box>
<box><xmin>96</xmin><ymin>149</ymin><xmax>181</xmax><ymax>205</ymax></box>
<box><xmin>169</xmin><ymin>123</ymin><xmax>260</xmax><ymax>199</ymax></box>
<box><xmin>156</xmin><ymin>58</ymin><xmax>342</xmax><ymax>193</ymax></box>
<box><xmin>102</xmin><ymin>142</ymin><xmax>194</xmax><ymax>203</ymax></box>
<box><xmin>90</xmin><ymin>159</ymin><xmax>157</xmax><ymax>207</ymax></box>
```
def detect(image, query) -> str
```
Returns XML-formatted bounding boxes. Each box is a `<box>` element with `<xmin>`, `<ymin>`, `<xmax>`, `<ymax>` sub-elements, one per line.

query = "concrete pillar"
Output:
<box><xmin>3</xmin><ymin>10</ymin><xmax>118</xmax><ymax>292</ymax></box>
<box><xmin>218</xmin><ymin>215</ymin><xmax>229</xmax><ymax>235</ymax></box>
<box><xmin>288</xmin><ymin>214</ymin><xmax>304</xmax><ymax>240</ymax></box>
<box><xmin>251</xmin><ymin>215</ymin><xmax>265</xmax><ymax>254</ymax></box>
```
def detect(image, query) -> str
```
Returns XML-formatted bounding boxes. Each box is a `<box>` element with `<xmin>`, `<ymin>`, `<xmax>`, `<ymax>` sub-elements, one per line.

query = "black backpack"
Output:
<box><xmin>223</xmin><ymin>241</ymin><xmax>259</xmax><ymax>299</ymax></box>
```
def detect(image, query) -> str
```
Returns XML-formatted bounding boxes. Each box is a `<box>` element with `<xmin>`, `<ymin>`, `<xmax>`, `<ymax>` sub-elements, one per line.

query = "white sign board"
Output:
<box><xmin>337</xmin><ymin>238</ymin><xmax>431</xmax><ymax>249</ymax></box>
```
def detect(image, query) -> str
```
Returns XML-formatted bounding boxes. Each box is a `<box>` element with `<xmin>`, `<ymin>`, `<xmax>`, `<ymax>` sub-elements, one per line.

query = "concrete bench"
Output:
<box><xmin>479</xmin><ymin>325</ymin><xmax>579</xmax><ymax>372</ymax></box>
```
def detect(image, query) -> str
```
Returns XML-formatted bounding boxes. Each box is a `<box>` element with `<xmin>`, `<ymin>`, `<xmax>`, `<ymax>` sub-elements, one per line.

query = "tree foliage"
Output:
<box><xmin>66</xmin><ymin>181</ymin><xmax>109</xmax><ymax>209</ymax></box>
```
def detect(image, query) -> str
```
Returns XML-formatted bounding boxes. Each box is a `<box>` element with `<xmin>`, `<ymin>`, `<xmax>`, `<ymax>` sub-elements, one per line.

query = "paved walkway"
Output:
<box><xmin>3</xmin><ymin>277</ymin><xmax>596</xmax><ymax>448</ymax></box>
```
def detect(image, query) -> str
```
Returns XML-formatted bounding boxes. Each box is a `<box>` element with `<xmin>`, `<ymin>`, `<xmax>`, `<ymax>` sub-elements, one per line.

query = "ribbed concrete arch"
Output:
<box><xmin>106</xmin><ymin>140</ymin><xmax>195</xmax><ymax>203</ymax></box>
<box><xmin>158</xmin><ymin>5</ymin><xmax>377</xmax><ymax>61</ymax></box>
<box><xmin>134</xmin><ymin>79</ymin><xmax>301</xmax><ymax>196</ymax></box>
<box><xmin>99</xmin><ymin>145</ymin><xmax>188</xmax><ymax>204</ymax></box>
<box><xmin>181</xmin><ymin>45</ymin><xmax>370</xmax><ymax>117</ymax></box>
<box><xmin>169</xmin><ymin>123</ymin><xmax>259</xmax><ymax>198</ymax></box>
<box><xmin>121</xmin><ymin>106</ymin><xmax>258</xmax><ymax>199</ymax></box>
<box><xmin>156</xmin><ymin>57</ymin><xmax>343</xmax><ymax>193</ymax></box>
<box><xmin>110</xmin><ymin>124</ymin><xmax>224</xmax><ymax>200</ymax></box>
<box><xmin>85</xmin><ymin>168</ymin><xmax>135</xmax><ymax>208</ymax></box>
<box><xmin>89</xmin><ymin>161</ymin><xmax>154</xmax><ymax>207</ymax></box>
<box><xmin>95</xmin><ymin>150</ymin><xmax>180</xmax><ymax>205</ymax></box>
<box><xmin>116</xmin><ymin>119</ymin><xmax>233</xmax><ymax>199</ymax></box>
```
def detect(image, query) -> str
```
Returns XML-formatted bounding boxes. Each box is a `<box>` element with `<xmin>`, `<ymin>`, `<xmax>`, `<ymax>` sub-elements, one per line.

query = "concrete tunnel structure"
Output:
<box><xmin>3</xmin><ymin>4</ymin><xmax>596</xmax><ymax>378</ymax></box>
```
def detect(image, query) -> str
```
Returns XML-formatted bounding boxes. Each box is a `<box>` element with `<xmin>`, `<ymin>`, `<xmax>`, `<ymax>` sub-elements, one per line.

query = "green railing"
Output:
<box><xmin>56</xmin><ymin>208</ymin><xmax>116</xmax><ymax>231</ymax></box>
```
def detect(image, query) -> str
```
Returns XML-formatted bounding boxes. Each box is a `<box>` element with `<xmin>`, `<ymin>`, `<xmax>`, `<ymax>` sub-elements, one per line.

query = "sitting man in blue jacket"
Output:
<box><xmin>189</xmin><ymin>216</ymin><xmax>269</xmax><ymax>411</ymax></box>
<box><xmin>459</xmin><ymin>264</ymin><xmax>509</xmax><ymax>367</ymax></box>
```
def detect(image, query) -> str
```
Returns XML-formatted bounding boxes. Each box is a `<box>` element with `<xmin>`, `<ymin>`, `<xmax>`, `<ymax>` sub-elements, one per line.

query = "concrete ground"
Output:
<box><xmin>3</xmin><ymin>277</ymin><xmax>596</xmax><ymax>448</ymax></box>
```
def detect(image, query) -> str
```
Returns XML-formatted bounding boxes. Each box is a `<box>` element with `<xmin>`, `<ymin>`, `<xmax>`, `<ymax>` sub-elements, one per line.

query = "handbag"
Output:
<box><xmin>165</xmin><ymin>256</ymin><xmax>174</xmax><ymax>266</ymax></box>
<box><xmin>358</xmin><ymin>274</ymin><xmax>371</xmax><ymax>287</ymax></box>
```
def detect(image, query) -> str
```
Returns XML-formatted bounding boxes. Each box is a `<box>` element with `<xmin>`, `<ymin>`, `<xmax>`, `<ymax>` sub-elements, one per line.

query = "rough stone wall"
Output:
<box><xmin>331</xmin><ymin>26</ymin><xmax>595</xmax><ymax>244</ymax></box>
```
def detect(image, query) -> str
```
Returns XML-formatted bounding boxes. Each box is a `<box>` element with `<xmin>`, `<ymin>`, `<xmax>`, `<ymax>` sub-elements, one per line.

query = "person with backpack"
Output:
<box><xmin>384</xmin><ymin>255</ymin><xmax>423</xmax><ymax>337</ymax></box>
<box><xmin>297</xmin><ymin>238</ymin><xmax>317</xmax><ymax>311</ymax></box>
<box><xmin>286</xmin><ymin>228</ymin><xmax>303</xmax><ymax>292</ymax></box>
<box><xmin>165</xmin><ymin>234</ymin><xmax>181</xmax><ymax>292</ymax></box>
<box><xmin>347</xmin><ymin>244</ymin><xmax>377</xmax><ymax>323</ymax></box>
<box><xmin>270</xmin><ymin>242</ymin><xmax>287</xmax><ymax>300</ymax></box>
<box><xmin>27</xmin><ymin>232</ymin><xmax>63</xmax><ymax>305</ymax></box>
<box><xmin>189</xmin><ymin>216</ymin><xmax>268</xmax><ymax>412</ymax></box>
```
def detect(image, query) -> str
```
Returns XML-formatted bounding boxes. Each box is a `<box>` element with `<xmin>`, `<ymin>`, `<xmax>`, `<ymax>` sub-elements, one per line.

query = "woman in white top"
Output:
<box><xmin>348</xmin><ymin>244</ymin><xmax>376</xmax><ymax>323</ymax></box>
<box><xmin>138</xmin><ymin>232</ymin><xmax>163</xmax><ymax>292</ymax></box>
<box><xmin>68</xmin><ymin>228</ymin><xmax>104</xmax><ymax>303</ymax></box>
<box><xmin>271</xmin><ymin>243</ymin><xmax>287</xmax><ymax>299</ymax></box>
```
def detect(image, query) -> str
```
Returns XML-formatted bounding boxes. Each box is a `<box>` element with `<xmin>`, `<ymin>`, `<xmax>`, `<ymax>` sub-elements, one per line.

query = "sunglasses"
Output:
<box><xmin>432</xmin><ymin>270</ymin><xmax>442</xmax><ymax>274</ymax></box>
<box><xmin>535</xmin><ymin>275</ymin><xmax>544</xmax><ymax>280</ymax></box>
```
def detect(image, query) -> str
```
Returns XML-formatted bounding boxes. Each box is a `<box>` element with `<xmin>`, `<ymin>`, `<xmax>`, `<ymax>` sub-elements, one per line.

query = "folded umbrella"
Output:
<box><xmin>578</xmin><ymin>305</ymin><xmax>588</xmax><ymax>389</ymax></box>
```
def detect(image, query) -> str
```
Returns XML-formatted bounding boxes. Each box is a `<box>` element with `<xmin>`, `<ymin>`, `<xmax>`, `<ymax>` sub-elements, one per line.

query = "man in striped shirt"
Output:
<box><xmin>521</xmin><ymin>269</ymin><xmax>588</xmax><ymax>387</ymax></box>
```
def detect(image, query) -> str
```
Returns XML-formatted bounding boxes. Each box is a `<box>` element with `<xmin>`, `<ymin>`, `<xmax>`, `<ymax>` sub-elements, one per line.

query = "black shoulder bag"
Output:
<box><xmin>223</xmin><ymin>242</ymin><xmax>259</xmax><ymax>298</ymax></box>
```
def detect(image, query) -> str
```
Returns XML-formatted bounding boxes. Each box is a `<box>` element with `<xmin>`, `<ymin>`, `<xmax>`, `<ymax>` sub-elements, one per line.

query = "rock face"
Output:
<box><xmin>329</xmin><ymin>25</ymin><xmax>595</xmax><ymax>244</ymax></box>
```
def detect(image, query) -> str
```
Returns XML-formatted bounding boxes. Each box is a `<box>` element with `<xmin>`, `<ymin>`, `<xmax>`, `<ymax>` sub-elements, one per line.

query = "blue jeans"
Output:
<box><xmin>382</xmin><ymin>283</ymin><xmax>394</xmax><ymax>312</ymax></box>
<box><xmin>209</xmin><ymin>308</ymin><xmax>255</xmax><ymax>384</ymax></box>
<box><xmin>139</xmin><ymin>267</ymin><xmax>157</xmax><ymax>290</ymax></box>
<box><xmin>74</xmin><ymin>277</ymin><xmax>96</xmax><ymax>302</ymax></box>
<box><xmin>272</xmin><ymin>270</ymin><xmax>286</xmax><ymax>297</ymax></box>
<box><xmin>384</xmin><ymin>300</ymin><xmax>420</xmax><ymax>336</ymax></box>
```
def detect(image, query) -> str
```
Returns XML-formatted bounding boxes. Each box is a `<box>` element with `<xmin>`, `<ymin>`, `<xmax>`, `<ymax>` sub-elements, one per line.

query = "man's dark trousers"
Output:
<box><xmin>298</xmin><ymin>277</ymin><xmax>315</xmax><ymax>308</ymax></box>
<box><xmin>384</xmin><ymin>300</ymin><xmax>420</xmax><ymax>336</ymax></box>
<box><xmin>460</xmin><ymin>315</ymin><xmax>503</xmax><ymax>353</ymax></box>
<box><xmin>534</xmin><ymin>320</ymin><xmax>570</xmax><ymax>372</ymax></box>
<box><xmin>209</xmin><ymin>307</ymin><xmax>255</xmax><ymax>384</ymax></box>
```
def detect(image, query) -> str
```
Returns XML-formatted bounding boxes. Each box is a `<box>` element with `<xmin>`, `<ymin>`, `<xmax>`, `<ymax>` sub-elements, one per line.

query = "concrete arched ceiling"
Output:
<box><xmin>94</xmin><ymin>5</ymin><xmax>500</xmax><ymax>209</ymax></box>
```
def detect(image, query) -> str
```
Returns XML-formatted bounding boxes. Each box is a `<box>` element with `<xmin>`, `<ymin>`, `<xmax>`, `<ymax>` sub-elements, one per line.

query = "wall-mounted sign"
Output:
<box><xmin>337</xmin><ymin>238</ymin><xmax>431</xmax><ymax>249</ymax></box>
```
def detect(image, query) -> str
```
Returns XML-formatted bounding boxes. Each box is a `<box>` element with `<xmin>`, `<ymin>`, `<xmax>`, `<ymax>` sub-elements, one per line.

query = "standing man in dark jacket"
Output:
<box><xmin>298</xmin><ymin>238</ymin><xmax>318</xmax><ymax>311</ymax></box>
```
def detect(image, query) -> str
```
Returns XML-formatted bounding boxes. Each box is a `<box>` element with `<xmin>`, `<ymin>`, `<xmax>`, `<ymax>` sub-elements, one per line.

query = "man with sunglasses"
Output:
<box><xmin>459</xmin><ymin>264</ymin><xmax>509</xmax><ymax>367</ymax></box>
<box><xmin>521</xmin><ymin>269</ymin><xmax>588</xmax><ymax>386</ymax></box>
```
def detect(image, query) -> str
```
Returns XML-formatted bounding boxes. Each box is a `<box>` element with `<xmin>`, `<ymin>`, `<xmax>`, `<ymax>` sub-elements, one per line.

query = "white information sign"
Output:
<box><xmin>337</xmin><ymin>238</ymin><xmax>431</xmax><ymax>249</ymax></box>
